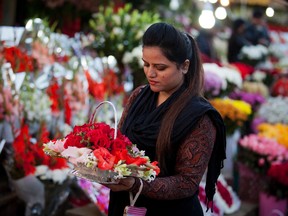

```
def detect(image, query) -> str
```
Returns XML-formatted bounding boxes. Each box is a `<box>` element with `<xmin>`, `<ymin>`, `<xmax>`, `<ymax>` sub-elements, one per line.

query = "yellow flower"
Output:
<box><xmin>258</xmin><ymin>123</ymin><xmax>288</xmax><ymax>148</ymax></box>
<box><xmin>210</xmin><ymin>98</ymin><xmax>252</xmax><ymax>135</ymax></box>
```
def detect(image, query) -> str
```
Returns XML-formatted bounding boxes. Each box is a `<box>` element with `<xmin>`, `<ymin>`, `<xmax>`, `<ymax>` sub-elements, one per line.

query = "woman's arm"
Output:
<box><xmin>131</xmin><ymin>115</ymin><xmax>216</xmax><ymax>200</ymax></box>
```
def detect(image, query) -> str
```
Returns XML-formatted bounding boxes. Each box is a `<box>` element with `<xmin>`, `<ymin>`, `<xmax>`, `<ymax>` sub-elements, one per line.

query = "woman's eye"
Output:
<box><xmin>156</xmin><ymin>66</ymin><xmax>166</xmax><ymax>71</ymax></box>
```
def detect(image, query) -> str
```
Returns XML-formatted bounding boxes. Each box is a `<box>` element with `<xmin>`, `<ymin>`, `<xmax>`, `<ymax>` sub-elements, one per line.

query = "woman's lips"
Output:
<box><xmin>149</xmin><ymin>80</ymin><xmax>158</xmax><ymax>85</ymax></box>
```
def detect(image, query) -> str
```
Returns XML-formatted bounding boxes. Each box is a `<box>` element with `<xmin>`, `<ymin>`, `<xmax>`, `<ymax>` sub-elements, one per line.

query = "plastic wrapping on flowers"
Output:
<box><xmin>43</xmin><ymin>122</ymin><xmax>160</xmax><ymax>183</ymax></box>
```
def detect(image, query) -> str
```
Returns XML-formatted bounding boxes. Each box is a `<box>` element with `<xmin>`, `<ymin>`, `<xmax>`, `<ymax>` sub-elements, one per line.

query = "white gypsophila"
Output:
<box><xmin>257</xmin><ymin>96</ymin><xmax>288</xmax><ymax>124</ymax></box>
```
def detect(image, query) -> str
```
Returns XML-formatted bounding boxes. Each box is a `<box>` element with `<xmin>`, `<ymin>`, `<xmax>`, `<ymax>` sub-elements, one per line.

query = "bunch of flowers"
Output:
<box><xmin>238</xmin><ymin>134</ymin><xmax>288</xmax><ymax>174</ymax></box>
<box><xmin>89</xmin><ymin>3</ymin><xmax>160</xmax><ymax>65</ymax></box>
<box><xmin>43</xmin><ymin>121</ymin><xmax>160</xmax><ymax>183</ymax></box>
<box><xmin>63</xmin><ymin>73</ymin><xmax>89</xmax><ymax>126</ymax></box>
<box><xmin>8</xmin><ymin>124</ymin><xmax>70</xmax><ymax>182</ymax></box>
<box><xmin>257</xmin><ymin>123</ymin><xmax>288</xmax><ymax>148</ymax></box>
<box><xmin>203</xmin><ymin>70</ymin><xmax>223</xmax><ymax>99</ymax></box>
<box><xmin>271</xmin><ymin>76</ymin><xmax>288</xmax><ymax>97</ymax></box>
<box><xmin>239</xmin><ymin>44</ymin><xmax>269</xmax><ymax>66</ymax></box>
<box><xmin>203</xmin><ymin>63</ymin><xmax>242</xmax><ymax>97</ymax></box>
<box><xmin>3</xmin><ymin>46</ymin><xmax>34</xmax><ymax>72</ymax></box>
<box><xmin>85</xmin><ymin>68</ymin><xmax>124</xmax><ymax>101</ymax></box>
<box><xmin>228</xmin><ymin>90</ymin><xmax>266</xmax><ymax>111</ymax></box>
<box><xmin>32</xmin><ymin>40</ymin><xmax>55</xmax><ymax>70</ymax></box>
<box><xmin>242</xmin><ymin>81</ymin><xmax>269</xmax><ymax>98</ymax></box>
<box><xmin>209</xmin><ymin>98</ymin><xmax>252</xmax><ymax>135</ymax></box>
<box><xmin>19</xmin><ymin>79</ymin><xmax>52</xmax><ymax>124</ymax></box>
<box><xmin>256</xmin><ymin>96</ymin><xmax>288</xmax><ymax>124</ymax></box>
<box><xmin>0</xmin><ymin>84</ymin><xmax>22</xmax><ymax>124</ymax></box>
<box><xmin>266</xmin><ymin>162</ymin><xmax>288</xmax><ymax>199</ymax></box>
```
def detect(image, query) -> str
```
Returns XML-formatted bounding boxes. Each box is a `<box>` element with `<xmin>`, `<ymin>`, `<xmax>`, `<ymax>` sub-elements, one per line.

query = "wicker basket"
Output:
<box><xmin>71</xmin><ymin>101</ymin><xmax>120</xmax><ymax>184</ymax></box>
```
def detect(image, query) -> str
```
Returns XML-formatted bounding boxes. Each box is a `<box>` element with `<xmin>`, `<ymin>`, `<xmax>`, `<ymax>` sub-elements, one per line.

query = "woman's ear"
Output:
<box><xmin>181</xmin><ymin>59</ymin><xmax>190</xmax><ymax>74</ymax></box>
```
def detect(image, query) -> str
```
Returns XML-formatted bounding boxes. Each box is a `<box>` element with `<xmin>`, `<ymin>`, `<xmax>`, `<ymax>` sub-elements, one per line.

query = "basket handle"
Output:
<box><xmin>89</xmin><ymin>101</ymin><xmax>118</xmax><ymax>139</ymax></box>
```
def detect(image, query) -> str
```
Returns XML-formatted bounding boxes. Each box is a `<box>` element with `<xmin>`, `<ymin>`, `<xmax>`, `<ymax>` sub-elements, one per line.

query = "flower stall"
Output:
<box><xmin>1</xmin><ymin>3</ymin><xmax>288</xmax><ymax>215</ymax></box>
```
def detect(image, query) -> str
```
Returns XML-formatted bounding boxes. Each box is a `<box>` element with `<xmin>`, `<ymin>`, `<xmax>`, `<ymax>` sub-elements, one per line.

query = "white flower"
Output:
<box><xmin>203</xmin><ymin>63</ymin><xmax>242</xmax><ymax>91</ymax></box>
<box><xmin>257</xmin><ymin>96</ymin><xmax>288</xmax><ymax>124</ymax></box>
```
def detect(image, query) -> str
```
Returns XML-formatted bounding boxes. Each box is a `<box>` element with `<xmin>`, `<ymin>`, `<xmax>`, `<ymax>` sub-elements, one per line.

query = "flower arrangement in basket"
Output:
<box><xmin>43</xmin><ymin>101</ymin><xmax>160</xmax><ymax>184</ymax></box>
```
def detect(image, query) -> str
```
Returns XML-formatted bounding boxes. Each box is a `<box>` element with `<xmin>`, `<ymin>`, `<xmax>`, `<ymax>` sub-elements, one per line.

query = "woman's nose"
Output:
<box><xmin>146</xmin><ymin>67</ymin><xmax>156</xmax><ymax>77</ymax></box>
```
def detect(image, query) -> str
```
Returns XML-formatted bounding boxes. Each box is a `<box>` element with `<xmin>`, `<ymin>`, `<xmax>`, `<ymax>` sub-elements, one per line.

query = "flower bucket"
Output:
<box><xmin>11</xmin><ymin>175</ymin><xmax>45</xmax><ymax>216</ymax></box>
<box><xmin>222</xmin><ymin>129</ymin><xmax>241</xmax><ymax>179</ymax></box>
<box><xmin>237</xmin><ymin>163</ymin><xmax>268</xmax><ymax>203</ymax></box>
<box><xmin>259</xmin><ymin>192</ymin><xmax>287</xmax><ymax>216</ymax></box>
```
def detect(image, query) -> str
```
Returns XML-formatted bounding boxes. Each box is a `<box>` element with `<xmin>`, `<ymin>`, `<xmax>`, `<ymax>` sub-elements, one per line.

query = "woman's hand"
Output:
<box><xmin>103</xmin><ymin>177</ymin><xmax>136</xmax><ymax>192</ymax></box>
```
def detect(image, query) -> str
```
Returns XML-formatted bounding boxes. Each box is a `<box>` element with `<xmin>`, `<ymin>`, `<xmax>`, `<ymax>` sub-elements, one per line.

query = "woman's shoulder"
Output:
<box><xmin>127</xmin><ymin>85</ymin><xmax>147</xmax><ymax>102</ymax></box>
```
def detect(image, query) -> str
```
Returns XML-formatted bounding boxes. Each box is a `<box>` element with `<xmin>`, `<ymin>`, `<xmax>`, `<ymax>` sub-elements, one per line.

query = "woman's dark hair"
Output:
<box><xmin>142</xmin><ymin>22</ymin><xmax>204</xmax><ymax>174</ymax></box>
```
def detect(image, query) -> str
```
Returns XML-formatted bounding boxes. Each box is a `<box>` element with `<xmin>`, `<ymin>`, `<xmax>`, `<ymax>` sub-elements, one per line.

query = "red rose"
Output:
<box><xmin>110</xmin><ymin>138</ymin><xmax>128</xmax><ymax>153</ymax></box>
<box><xmin>93</xmin><ymin>147</ymin><xmax>115</xmax><ymax>170</ymax></box>
<box><xmin>64</xmin><ymin>134</ymin><xmax>85</xmax><ymax>148</ymax></box>
<box><xmin>91</xmin><ymin>133</ymin><xmax>111</xmax><ymax>149</ymax></box>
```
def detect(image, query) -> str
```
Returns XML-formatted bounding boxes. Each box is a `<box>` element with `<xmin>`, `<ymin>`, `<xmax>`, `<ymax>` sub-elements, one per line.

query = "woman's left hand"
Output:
<box><xmin>102</xmin><ymin>177</ymin><xmax>135</xmax><ymax>192</ymax></box>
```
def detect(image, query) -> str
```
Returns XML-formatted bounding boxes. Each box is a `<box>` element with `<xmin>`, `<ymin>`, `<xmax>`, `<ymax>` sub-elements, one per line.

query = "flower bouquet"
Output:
<box><xmin>43</xmin><ymin>101</ymin><xmax>160</xmax><ymax>184</ymax></box>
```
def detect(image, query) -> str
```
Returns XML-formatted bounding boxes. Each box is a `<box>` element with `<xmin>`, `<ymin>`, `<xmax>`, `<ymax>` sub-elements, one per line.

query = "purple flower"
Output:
<box><xmin>229</xmin><ymin>91</ymin><xmax>266</xmax><ymax>111</ymax></box>
<box><xmin>250</xmin><ymin>117</ymin><xmax>266</xmax><ymax>133</ymax></box>
<box><xmin>204</xmin><ymin>71</ymin><xmax>223</xmax><ymax>97</ymax></box>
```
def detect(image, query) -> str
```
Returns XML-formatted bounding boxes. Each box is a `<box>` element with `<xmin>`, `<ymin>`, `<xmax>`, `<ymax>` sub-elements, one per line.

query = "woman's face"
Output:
<box><xmin>142</xmin><ymin>46</ymin><xmax>185</xmax><ymax>97</ymax></box>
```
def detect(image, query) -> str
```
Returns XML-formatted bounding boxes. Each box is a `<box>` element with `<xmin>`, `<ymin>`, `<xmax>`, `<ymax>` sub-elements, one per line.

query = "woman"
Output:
<box><xmin>227</xmin><ymin>18</ymin><xmax>251</xmax><ymax>63</ymax></box>
<box><xmin>105</xmin><ymin>22</ymin><xmax>226</xmax><ymax>216</ymax></box>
